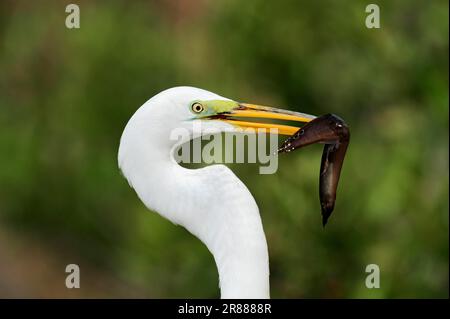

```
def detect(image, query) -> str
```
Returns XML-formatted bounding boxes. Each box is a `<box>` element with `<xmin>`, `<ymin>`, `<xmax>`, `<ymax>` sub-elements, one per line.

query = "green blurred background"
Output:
<box><xmin>0</xmin><ymin>0</ymin><xmax>448</xmax><ymax>298</ymax></box>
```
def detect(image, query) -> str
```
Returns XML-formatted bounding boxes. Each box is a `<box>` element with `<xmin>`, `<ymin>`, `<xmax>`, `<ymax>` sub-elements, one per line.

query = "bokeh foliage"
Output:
<box><xmin>0</xmin><ymin>0</ymin><xmax>448</xmax><ymax>298</ymax></box>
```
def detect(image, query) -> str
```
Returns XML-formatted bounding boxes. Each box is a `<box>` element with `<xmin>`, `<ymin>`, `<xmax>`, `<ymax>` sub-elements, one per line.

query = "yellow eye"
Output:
<box><xmin>191</xmin><ymin>102</ymin><xmax>204</xmax><ymax>113</ymax></box>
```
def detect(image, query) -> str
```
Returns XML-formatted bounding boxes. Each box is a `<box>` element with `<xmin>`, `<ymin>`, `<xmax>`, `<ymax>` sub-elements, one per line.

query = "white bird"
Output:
<box><xmin>118</xmin><ymin>87</ymin><xmax>316</xmax><ymax>298</ymax></box>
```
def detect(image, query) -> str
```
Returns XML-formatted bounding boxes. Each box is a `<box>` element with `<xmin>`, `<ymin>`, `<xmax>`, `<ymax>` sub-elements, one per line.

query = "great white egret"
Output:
<box><xmin>118</xmin><ymin>86</ymin><xmax>348</xmax><ymax>298</ymax></box>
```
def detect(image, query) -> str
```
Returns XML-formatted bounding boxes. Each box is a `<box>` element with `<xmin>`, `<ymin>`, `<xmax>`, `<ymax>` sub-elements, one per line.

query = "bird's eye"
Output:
<box><xmin>191</xmin><ymin>102</ymin><xmax>204</xmax><ymax>113</ymax></box>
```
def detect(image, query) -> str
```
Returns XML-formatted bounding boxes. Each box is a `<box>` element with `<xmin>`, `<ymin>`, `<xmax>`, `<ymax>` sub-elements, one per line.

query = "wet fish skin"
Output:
<box><xmin>279</xmin><ymin>114</ymin><xmax>350</xmax><ymax>226</ymax></box>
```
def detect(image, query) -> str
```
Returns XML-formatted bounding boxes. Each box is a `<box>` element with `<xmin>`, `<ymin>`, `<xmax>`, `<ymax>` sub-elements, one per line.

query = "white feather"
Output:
<box><xmin>118</xmin><ymin>87</ymin><xmax>270</xmax><ymax>298</ymax></box>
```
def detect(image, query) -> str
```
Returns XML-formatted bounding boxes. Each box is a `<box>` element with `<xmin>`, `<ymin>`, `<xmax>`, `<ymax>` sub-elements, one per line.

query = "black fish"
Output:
<box><xmin>278</xmin><ymin>114</ymin><xmax>350</xmax><ymax>226</ymax></box>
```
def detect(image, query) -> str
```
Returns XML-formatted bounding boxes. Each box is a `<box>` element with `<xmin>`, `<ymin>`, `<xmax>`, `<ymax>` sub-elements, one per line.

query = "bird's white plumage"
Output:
<box><xmin>118</xmin><ymin>87</ymin><xmax>269</xmax><ymax>298</ymax></box>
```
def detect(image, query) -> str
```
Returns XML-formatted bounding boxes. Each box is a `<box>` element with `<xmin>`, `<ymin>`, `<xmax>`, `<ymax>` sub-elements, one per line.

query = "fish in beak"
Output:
<box><xmin>195</xmin><ymin>100</ymin><xmax>350</xmax><ymax>227</ymax></box>
<box><xmin>279</xmin><ymin>114</ymin><xmax>350</xmax><ymax>226</ymax></box>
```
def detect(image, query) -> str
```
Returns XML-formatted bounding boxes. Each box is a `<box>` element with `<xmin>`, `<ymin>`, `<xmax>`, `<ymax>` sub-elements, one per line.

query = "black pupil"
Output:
<box><xmin>194</xmin><ymin>104</ymin><xmax>202</xmax><ymax>112</ymax></box>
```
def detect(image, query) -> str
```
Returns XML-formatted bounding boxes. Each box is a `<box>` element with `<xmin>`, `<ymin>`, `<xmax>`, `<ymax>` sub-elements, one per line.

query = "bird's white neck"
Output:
<box><xmin>119</xmin><ymin>128</ymin><xmax>270</xmax><ymax>298</ymax></box>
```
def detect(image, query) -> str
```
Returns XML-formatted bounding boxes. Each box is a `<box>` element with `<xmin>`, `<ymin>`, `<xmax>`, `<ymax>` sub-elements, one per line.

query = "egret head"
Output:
<box><xmin>118</xmin><ymin>86</ymin><xmax>316</xmax><ymax>179</ymax></box>
<box><xmin>121</xmin><ymin>86</ymin><xmax>315</xmax><ymax>143</ymax></box>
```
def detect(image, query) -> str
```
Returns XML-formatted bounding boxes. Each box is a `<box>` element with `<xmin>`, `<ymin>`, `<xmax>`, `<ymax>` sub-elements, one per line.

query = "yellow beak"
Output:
<box><xmin>217</xmin><ymin>103</ymin><xmax>315</xmax><ymax>135</ymax></box>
